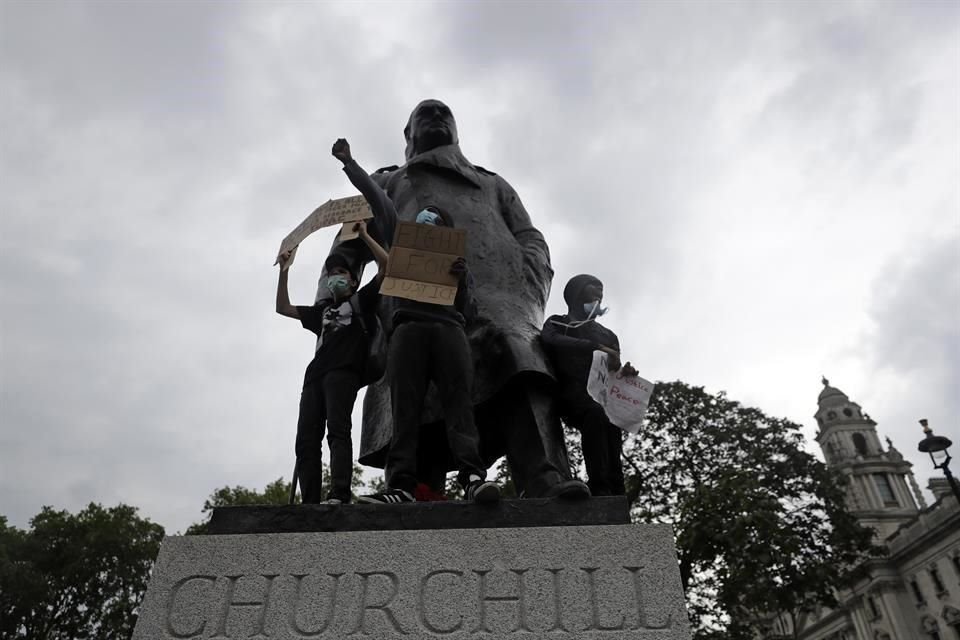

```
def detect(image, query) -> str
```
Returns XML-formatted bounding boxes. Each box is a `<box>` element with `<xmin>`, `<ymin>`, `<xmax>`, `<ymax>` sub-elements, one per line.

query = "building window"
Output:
<box><xmin>867</xmin><ymin>595</ymin><xmax>882</xmax><ymax>619</ymax></box>
<box><xmin>923</xmin><ymin>614</ymin><xmax>943</xmax><ymax>639</ymax></box>
<box><xmin>844</xmin><ymin>407</ymin><xmax>854</xmax><ymax>417</ymax></box>
<box><xmin>828</xmin><ymin>410</ymin><xmax>837</xmax><ymax>420</ymax></box>
<box><xmin>853</xmin><ymin>433</ymin><xmax>868</xmax><ymax>455</ymax></box>
<box><xmin>952</xmin><ymin>554</ymin><xmax>960</xmax><ymax>583</ymax></box>
<box><xmin>911</xmin><ymin>578</ymin><xmax>926</xmax><ymax>605</ymax></box>
<box><xmin>874</xmin><ymin>474</ymin><xmax>899</xmax><ymax>506</ymax></box>
<box><xmin>931</xmin><ymin>566</ymin><xmax>947</xmax><ymax>595</ymax></box>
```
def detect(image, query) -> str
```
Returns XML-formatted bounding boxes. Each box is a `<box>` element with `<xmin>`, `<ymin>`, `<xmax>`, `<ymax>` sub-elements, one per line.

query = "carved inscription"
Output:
<box><xmin>161</xmin><ymin>565</ymin><xmax>674</xmax><ymax>638</ymax></box>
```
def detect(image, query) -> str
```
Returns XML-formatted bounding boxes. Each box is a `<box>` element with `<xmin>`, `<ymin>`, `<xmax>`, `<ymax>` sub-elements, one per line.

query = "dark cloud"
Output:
<box><xmin>0</xmin><ymin>1</ymin><xmax>957</xmax><ymax>531</ymax></box>
<box><xmin>860</xmin><ymin>231</ymin><xmax>960</xmax><ymax>486</ymax></box>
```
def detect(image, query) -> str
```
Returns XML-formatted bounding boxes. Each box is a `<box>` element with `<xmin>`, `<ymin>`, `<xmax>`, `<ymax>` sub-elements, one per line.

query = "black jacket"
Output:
<box><xmin>541</xmin><ymin>314</ymin><xmax>619</xmax><ymax>389</ymax></box>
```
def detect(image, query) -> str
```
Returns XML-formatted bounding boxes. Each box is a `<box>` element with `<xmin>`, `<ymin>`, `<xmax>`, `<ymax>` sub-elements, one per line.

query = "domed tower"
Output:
<box><xmin>814</xmin><ymin>378</ymin><xmax>923</xmax><ymax>540</ymax></box>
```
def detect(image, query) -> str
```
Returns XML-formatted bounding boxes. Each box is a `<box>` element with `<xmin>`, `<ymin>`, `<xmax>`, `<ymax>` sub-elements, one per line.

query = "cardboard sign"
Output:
<box><xmin>379</xmin><ymin>277</ymin><xmax>459</xmax><ymax>305</ymax></box>
<box><xmin>274</xmin><ymin>195</ymin><xmax>372</xmax><ymax>265</ymax></box>
<box><xmin>586</xmin><ymin>351</ymin><xmax>654</xmax><ymax>434</ymax></box>
<box><xmin>380</xmin><ymin>221</ymin><xmax>466</xmax><ymax>305</ymax></box>
<box><xmin>337</xmin><ymin>221</ymin><xmax>361</xmax><ymax>241</ymax></box>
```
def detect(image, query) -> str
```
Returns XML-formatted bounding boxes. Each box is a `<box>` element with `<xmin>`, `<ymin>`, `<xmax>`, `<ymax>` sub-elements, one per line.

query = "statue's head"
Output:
<box><xmin>405</xmin><ymin>99</ymin><xmax>458</xmax><ymax>160</ymax></box>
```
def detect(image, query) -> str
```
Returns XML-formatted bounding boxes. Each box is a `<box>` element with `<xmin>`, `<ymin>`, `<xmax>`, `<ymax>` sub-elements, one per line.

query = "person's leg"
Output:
<box><xmin>416</xmin><ymin>421</ymin><xmax>451</xmax><ymax>494</ymax></box>
<box><xmin>322</xmin><ymin>369</ymin><xmax>360</xmax><ymax>502</ymax></box>
<box><xmin>606</xmin><ymin>422</ymin><xmax>626</xmax><ymax>496</ymax></box>
<box><xmin>294</xmin><ymin>383</ymin><xmax>326</xmax><ymax>503</ymax></box>
<box><xmin>577</xmin><ymin>403</ymin><xmax>615</xmax><ymax>496</ymax></box>
<box><xmin>383</xmin><ymin>323</ymin><xmax>431</xmax><ymax>495</ymax></box>
<box><xmin>432</xmin><ymin>325</ymin><xmax>487</xmax><ymax>489</ymax></box>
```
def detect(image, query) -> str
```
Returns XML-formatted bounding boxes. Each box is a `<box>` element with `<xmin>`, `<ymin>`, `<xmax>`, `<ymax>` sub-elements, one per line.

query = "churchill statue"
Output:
<box><xmin>324</xmin><ymin>99</ymin><xmax>588</xmax><ymax>499</ymax></box>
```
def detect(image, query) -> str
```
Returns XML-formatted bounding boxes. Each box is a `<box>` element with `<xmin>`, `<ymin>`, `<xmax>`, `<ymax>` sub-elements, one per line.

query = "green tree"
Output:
<box><xmin>187</xmin><ymin>464</ymin><xmax>366</xmax><ymax>534</ymax></box>
<box><xmin>0</xmin><ymin>504</ymin><xmax>164</xmax><ymax>640</ymax></box>
<box><xmin>621</xmin><ymin>381</ymin><xmax>878</xmax><ymax>639</ymax></box>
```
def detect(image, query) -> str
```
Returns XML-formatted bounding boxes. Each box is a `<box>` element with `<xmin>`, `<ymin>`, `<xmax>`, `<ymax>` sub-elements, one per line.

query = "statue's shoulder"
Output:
<box><xmin>473</xmin><ymin>164</ymin><xmax>498</xmax><ymax>177</ymax></box>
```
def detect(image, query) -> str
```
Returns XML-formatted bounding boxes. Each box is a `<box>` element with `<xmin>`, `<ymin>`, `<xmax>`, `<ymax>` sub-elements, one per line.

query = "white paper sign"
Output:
<box><xmin>586</xmin><ymin>351</ymin><xmax>654</xmax><ymax>434</ymax></box>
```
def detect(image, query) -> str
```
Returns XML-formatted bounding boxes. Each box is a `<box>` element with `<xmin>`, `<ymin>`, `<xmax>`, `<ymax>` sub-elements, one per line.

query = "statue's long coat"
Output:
<box><xmin>355</xmin><ymin>144</ymin><xmax>556</xmax><ymax>467</ymax></box>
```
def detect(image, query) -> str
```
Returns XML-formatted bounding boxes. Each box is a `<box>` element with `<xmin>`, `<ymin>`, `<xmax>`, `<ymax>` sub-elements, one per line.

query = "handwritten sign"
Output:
<box><xmin>380</xmin><ymin>221</ymin><xmax>466</xmax><ymax>305</ymax></box>
<box><xmin>274</xmin><ymin>195</ymin><xmax>372</xmax><ymax>265</ymax></box>
<box><xmin>586</xmin><ymin>352</ymin><xmax>654</xmax><ymax>434</ymax></box>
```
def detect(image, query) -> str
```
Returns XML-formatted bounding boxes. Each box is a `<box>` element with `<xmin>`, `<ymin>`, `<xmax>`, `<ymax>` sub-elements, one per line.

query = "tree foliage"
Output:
<box><xmin>0</xmin><ymin>504</ymin><xmax>164</xmax><ymax>640</ymax></box>
<box><xmin>619</xmin><ymin>381</ymin><xmax>878</xmax><ymax>639</ymax></box>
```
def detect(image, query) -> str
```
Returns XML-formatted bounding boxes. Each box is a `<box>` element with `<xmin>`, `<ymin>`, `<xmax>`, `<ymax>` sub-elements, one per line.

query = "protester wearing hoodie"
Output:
<box><xmin>540</xmin><ymin>275</ymin><xmax>638</xmax><ymax>497</ymax></box>
<box><xmin>357</xmin><ymin>205</ymin><xmax>499</xmax><ymax>506</ymax></box>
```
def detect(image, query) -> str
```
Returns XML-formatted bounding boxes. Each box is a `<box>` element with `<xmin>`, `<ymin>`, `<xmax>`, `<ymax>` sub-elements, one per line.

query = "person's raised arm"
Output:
<box><xmin>355</xmin><ymin>220</ymin><xmax>389</xmax><ymax>279</ymax></box>
<box><xmin>275</xmin><ymin>250</ymin><xmax>300</xmax><ymax>319</ymax></box>
<box><xmin>332</xmin><ymin>138</ymin><xmax>398</xmax><ymax>226</ymax></box>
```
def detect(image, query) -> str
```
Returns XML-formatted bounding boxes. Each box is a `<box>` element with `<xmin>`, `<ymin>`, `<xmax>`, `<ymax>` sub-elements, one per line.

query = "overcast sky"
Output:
<box><xmin>1</xmin><ymin>1</ymin><xmax>957</xmax><ymax>534</ymax></box>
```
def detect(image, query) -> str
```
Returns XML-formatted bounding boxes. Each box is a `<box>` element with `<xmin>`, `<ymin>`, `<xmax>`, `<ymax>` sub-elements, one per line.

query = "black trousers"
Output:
<box><xmin>295</xmin><ymin>369</ymin><xmax>359</xmax><ymax>503</ymax></box>
<box><xmin>385</xmin><ymin>321</ymin><xmax>486</xmax><ymax>493</ymax></box>
<box><xmin>563</xmin><ymin>391</ymin><xmax>625</xmax><ymax>497</ymax></box>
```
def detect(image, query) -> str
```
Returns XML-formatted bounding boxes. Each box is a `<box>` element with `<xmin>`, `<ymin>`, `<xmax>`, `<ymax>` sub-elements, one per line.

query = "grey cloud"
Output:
<box><xmin>0</xmin><ymin>1</ymin><xmax>237</xmax><ymax>120</ymax></box>
<box><xmin>1</xmin><ymin>1</ymin><xmax>957</xmax><ymax>533</ymax></box>
<box><xmin>868</xmin><ymin>232</ymin><xmax>960</xmax><ymax>399</ymax></box>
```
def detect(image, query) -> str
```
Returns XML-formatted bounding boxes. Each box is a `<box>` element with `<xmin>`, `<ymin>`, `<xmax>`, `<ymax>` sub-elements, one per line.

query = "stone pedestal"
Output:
<box><xmin>133</xmin><ymin>498</ymin><xmax>691</xmax><ymax>639</ymax></box>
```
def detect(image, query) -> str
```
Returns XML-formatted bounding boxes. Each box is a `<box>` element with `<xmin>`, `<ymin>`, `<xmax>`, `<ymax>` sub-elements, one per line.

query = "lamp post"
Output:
<box><xmin>917</xmin><ymin>419</ymin><xmax>960</xmax><ymax>505</ymax></box>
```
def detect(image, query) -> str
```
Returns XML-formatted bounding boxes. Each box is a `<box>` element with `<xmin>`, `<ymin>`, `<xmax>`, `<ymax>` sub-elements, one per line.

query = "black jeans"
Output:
<box><xmin>295</xmin><ymin>369</ymin><xmax>360</xmax><ymax>503</ymax></box>
<box><xmin>385</xmin><ymin>321</ymin><xmax>486</xmax><ymax>493</ymax></box>
<box><xmin>562</xmin><ymin>390</ymin><xmax>625</xmax><ymax>497</ymax></box>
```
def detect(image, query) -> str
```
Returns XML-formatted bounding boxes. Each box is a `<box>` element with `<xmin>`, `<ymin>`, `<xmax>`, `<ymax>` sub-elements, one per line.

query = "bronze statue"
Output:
<box><xmin>326</xmin><ymin>100</ymin><xmax>588</xmax><ymax>499</ymax></box>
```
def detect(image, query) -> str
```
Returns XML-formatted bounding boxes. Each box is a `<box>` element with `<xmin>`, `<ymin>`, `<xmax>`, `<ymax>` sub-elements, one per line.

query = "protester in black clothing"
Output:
<box><xmin>540</xmin><ymin>274</ymin><xmax>639</xmax><ymax>497</ymax></box>
<box><xmin>276</xmin><ymin>221</ymin><xmax>389</xmax><ymax>504</ymax></box>
<box><xmin>357</xmin><ymin>207</ymin><xmax>499</xmax><ymax>505</ymax></box>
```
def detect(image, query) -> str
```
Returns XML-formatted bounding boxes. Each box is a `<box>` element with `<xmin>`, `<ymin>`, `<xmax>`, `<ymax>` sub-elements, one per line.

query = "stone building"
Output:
<box><xmin>760</xmin><ymin>380</ymin><xmax>960</xmax><ymax>640</ymax></box>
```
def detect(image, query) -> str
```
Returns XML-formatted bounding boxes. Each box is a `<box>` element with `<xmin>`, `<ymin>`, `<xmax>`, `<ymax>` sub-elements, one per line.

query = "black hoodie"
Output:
<box><xmin>541</xmin><ymin>312</ymin><xmax>619</xmax><ymax>390</ymax></box>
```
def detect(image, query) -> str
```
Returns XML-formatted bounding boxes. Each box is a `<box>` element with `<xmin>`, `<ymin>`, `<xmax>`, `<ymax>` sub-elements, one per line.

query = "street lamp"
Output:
<box><xmin>917</xmin><ymin>419</ymin><xmax>960</xmax><ymax>505</ymax></box>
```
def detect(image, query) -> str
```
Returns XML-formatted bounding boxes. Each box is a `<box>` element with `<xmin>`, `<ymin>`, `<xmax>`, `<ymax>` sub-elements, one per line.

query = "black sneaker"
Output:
<box><xmin>358</xmin><ymin>488</ymin><xmax>415</xmax><ymax>504</ymax></box>
<box><xmin>466</xmin><ymin>480</ymin><xmax>501</xmax><ymax>504</ymax></box>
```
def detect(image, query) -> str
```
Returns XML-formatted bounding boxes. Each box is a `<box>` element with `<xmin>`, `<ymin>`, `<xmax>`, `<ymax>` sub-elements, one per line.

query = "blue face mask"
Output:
<box><xmin>326</xmin><ymin>274</ymin><xmax>351</xmax><ymax>295</ymax></box>
<box><xmin>582</xmin><ymin>301</ymin><xmax>608</xmax><ymax>319</ymax></box>
<box><xmin>416</xmin><ymin>209</ymin><xmax>442</xmax><ymax>225</ymax></box>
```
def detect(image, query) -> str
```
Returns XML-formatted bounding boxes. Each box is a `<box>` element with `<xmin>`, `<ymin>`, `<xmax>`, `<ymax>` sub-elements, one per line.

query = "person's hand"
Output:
<box><xmin>277</xmin><ymin>249</ymin><xmax>295</xmax><ymax>272</ymax></box>
<box><xmin>621</xmin><ymin>362</ymin><xmax>639</xmax><ymax>377</ymax></box>
<box><xmin>607</xmin><ymin>354</ymin><xmax>622</xmax><ymax>372</ymax></box>
<box><xmin>353</xmin><ymin>220</ymin><xmax>368</xmax><ymax>237</ymax></box>
<box><xmin>332</xmin><ymin>138</ymin><xmax>352</xmax><ymax>164</ymax></box>
<box><xmin>449</xmin><ymin>257</ymin><xmax>468</xmax><ymax>282</ymax></box>
<box><xmin>597</xmin><ymin>345</ymin><xmax>621</xmax><ymax>371</ymax></box>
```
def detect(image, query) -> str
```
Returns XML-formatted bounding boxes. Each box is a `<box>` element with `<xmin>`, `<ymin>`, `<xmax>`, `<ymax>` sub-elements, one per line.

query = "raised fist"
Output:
<box><xmin>331</xmin><ymin>138</ymin><xmax>352</xmax><ymax>164</ymax></box>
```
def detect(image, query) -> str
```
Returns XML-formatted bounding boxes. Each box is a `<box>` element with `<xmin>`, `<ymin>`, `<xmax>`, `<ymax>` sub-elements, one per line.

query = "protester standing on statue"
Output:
<box><xmin>540</xmin><ymin>275</ymin><xmax>639</xmax><ymax>497</ymax></box>
<box><xmin>357</xmin><ymin>206</ymin><xmax>500</xmax><ymax>505</ymax></box>
<box><xmin>326</xmin><ymin>100</ymin><xmax>589</xmax><ymax>500</ymax></box>
<box><xmin>273</xmin><ymin>138</ymin><xmax>395</xmax><ymax>504</ymax></box>
<box><xmin>275</xmin><ymin>219</ymin><xmax>388</xmax><ymax>504</ymax></box>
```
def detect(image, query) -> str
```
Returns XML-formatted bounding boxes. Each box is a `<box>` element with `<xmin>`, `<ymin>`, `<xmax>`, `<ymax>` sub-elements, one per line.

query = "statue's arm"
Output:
<box><xmin>496</xmin><ymin>177</ymin><xmax>553</xmax><ymax>306</ymax></box>
<box><xmin>454</xmin><ymin>266</ymin><xmax>478</xmax><ymax>325</ymax></box>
